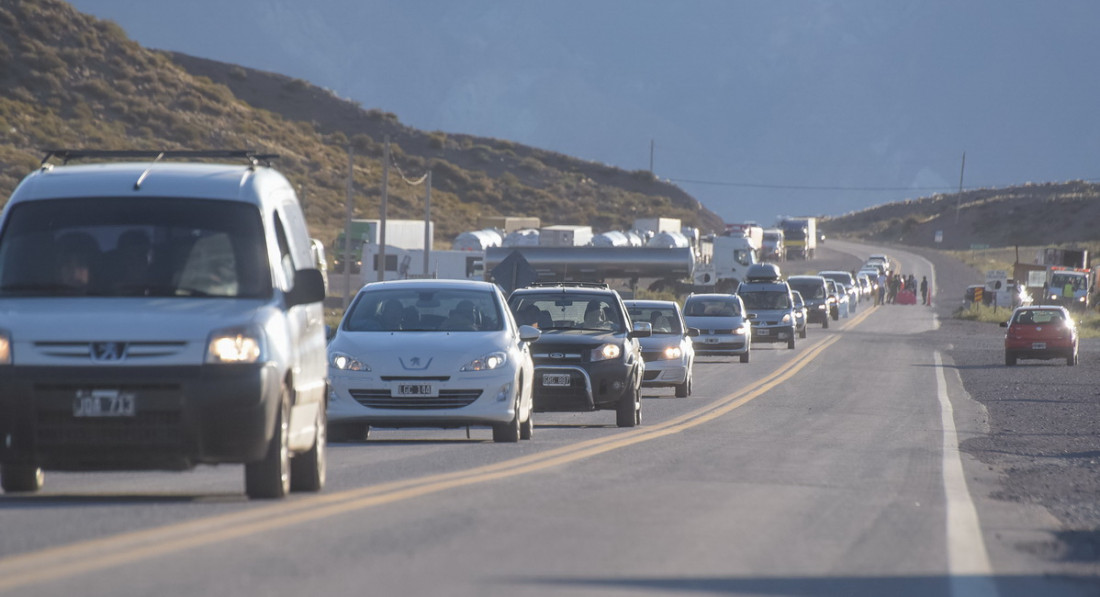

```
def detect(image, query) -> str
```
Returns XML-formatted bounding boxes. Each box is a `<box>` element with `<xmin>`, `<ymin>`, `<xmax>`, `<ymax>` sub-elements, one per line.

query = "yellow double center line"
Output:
<box><xmin>0</xmin><ymin>306</ymin><xmax>875</xmax><ymax>592</ymax></box>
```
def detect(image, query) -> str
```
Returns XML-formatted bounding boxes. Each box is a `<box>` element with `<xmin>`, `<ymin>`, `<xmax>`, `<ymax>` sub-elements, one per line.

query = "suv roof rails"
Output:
<box><xmin>524</xmin><ymin>281</ymin><xmax>610</xmax><ymax>289</ymax></box>
<box><xmin>40</xmin><ymin>149</ymin><xmax>280</xmax><ymax>168</ymax></box>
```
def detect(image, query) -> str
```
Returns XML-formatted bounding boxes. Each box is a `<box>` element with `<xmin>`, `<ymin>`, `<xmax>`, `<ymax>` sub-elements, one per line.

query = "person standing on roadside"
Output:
<box><xmin>920</xmin><ymin>276</ymin><xmax>928</xmax><ymax>305</ymax></box>
<box><xmin>876</xmin><ymin>272</ymin><xmax>886</xmax><ymax>305</ymax></box>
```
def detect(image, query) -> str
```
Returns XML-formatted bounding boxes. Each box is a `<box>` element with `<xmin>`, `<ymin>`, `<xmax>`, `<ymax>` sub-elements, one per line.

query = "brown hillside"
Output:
<box><xmin>821</xmin><ymin>181</ymin><xmax>1100</xmax><ymax>250</ymax></box>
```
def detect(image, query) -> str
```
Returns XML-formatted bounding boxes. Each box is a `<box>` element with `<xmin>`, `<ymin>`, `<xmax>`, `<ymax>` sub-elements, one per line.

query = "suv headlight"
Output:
<box><xmin>330</xmin><ymin>351</ymin><xmax>370</xmax><ymax>371</ymax></box>
<box><xmin>0</xmin><ymin>329</ymin><xmax>10</xmax><ymax>365</ymax></box>
<box><xmin>591</xmin><ymin>343</ymin><xmax>621</xmax><ymax>362</ymax></box>
<box><xmin>205</xmin><ymin>326</ymin><xmax>265</xmax><ymax>364</ymax></box>
<box><xmin>461</xmin><ymin>351</ymin><xmax>507</xmax><ymax>372</ymax></box>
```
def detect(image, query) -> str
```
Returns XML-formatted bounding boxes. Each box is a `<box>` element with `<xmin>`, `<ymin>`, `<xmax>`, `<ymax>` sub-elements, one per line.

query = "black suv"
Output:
<box><xmin>508</xmin><ymin>283</ymin><xmax>651</xmax><ymax>427</ymax></box>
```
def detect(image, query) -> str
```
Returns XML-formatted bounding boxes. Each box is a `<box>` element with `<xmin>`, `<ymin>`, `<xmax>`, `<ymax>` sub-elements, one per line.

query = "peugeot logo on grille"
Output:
<box><xmin>399</xmin><ymin>356</ymin><xmax>433</xmax><ymax>370</ymax></box>
<box><xmin>91</xmin><ymin>342</ymin><xmax>127</xmax><ymax>362</ymax></box>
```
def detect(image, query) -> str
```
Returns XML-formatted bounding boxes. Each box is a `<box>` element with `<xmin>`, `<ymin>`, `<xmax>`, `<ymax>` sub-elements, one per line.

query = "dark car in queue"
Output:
<box><xmin>508</xmin><ymin>283</ymin><xmax>650</xmax><ymax>427</ymax></box>
<box><xmin>787</xmin><ymin>275</ymin><xmax>832</xmax><ymax>329</ymax></box>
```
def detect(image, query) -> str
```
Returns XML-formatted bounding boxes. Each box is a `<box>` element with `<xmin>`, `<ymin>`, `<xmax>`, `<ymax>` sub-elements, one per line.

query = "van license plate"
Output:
<box><xmin>543</xmin><ymin>374</ymin><xmax>571</xmax><ymax>387</ymax></box>
<box><xmin>395</xmin><ymin>384</ymin><xmax>435</xmax><ymax>397</ymax></box>
<box><xmin>73</xmin><ymin>389</ymin><xmax>135</xmax><ymax>417</ymax></box>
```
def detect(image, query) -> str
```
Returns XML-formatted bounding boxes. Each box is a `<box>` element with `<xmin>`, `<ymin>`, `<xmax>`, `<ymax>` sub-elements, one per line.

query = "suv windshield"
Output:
<box><xmin>510</xmin><ymin>293</ymin><xmax>623</xmax><ymax>332</ymax></box>
<box><xmin>740</xmin><ymin>290</ymin><xmax>790</xmax><ymax>309</ymax></box>
<box><xmin>0</xmin><ymin>197</ymin><xmax>272</xmax><ymax>298</ymax></box>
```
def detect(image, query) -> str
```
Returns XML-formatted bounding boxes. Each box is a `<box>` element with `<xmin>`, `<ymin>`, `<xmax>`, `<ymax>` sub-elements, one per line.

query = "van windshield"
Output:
<box><xmin>0</xmin><ymin>197</ymin><xmax>272</xmax><ymax>298</ymax></box>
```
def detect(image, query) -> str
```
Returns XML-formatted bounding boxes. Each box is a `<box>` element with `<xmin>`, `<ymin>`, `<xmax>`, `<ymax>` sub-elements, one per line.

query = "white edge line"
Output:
<box><xmin>934</xmin><ymin>350</ymin><xmax>999</xmax><ymax>597</ymax></box>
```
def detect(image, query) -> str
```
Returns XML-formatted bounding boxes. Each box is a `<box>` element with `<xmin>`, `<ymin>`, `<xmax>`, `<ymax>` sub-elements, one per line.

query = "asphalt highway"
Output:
<box><xmin>0</xmin><ymin>242</ymin><xmax>1096</xmax><ymax>597</ymax></box>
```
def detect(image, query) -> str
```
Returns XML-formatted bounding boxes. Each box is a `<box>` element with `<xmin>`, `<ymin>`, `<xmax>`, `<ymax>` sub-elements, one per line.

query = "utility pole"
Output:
<box><xmin>342</xmin><ymin>145</ymin><xmax>354</xmax><ymax>310</ymax></box>
<box><xmin>954</xmin><ymin>151</ymin><xmax>966</xmax><ymax>225</ymax></box>
<box><xmin>649</xmin><ymin>139</ymin><xmax>655</xmax><ymax>174</ymax></box>
<box><xmin>377</xmin><ymin>136</ymin><xmax>389</xmax><ymax>285</ymax></box>
<box><xmin>423</xmin><ymin>170</ymin><xmax>432</xmax><ymax>277</ymax></box>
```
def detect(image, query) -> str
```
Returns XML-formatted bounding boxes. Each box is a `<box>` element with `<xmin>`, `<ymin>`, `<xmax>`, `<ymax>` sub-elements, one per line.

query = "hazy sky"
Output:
<box><xmin>69</xmin><ymin>0</ymin><xmax>1100</xmax><ymax>226</ymax></box>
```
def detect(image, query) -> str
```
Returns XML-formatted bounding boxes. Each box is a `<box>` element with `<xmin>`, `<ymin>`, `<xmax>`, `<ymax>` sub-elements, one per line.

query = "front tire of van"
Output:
<box><xmin>1</xmin><ymin>463</ymin><xmax>44</xmax><ymax>493</ymax></box>
<box><xmin>245</xmin><ymin>386</ymin><xmax>291</xmax><ymax>499</ymax></box>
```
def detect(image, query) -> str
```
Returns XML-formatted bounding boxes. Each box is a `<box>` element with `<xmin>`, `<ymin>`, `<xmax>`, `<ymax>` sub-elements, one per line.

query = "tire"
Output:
<box><xmin>831</xmin><ymin>308</ymin><xmax>839</xmax><ymax>321</ymax></box>
<box><xmin>799</xmin><ymin>326</ymin><xmax>807</xmax><ymax>339</ymax></box>
<box><xmin>675</xmin><ymin>373</ymin><xmax>691</xmax><ymax>398</ymax></box>
<box><xmin>493</xmin><ymin>398</ymin><xmax>521</xmax><ymax>443</ymax></box>
<box><xmin>328</xmin><ymin>422</ymin><xmax>370</xmax><ymax>442</ymax></box>
<box><xmin>245</xmin><ymin>386</ymin><xmax>291</xmax><ymax>499</ymax></box>
<box><xmin>616</xmin><ymin>384</ymin><xmax>639</xmax><ymax>428</ymax></box>
<box><xmin>822</xmin><ymin>317</ymin><xmax>829</xmax><ymax>329</ymax></box>
<box><xmin>1005</xmin><ymin>351</ymin><xmax>1017</xmax><ymax>366</ymax></box>
<box><xmin>787</xmin><ymin>336</ymin><xmax>796</xmax><ymax>350</ymax></box>
<box><xmin>290</xmin><ymin>404</ymin><xmax>327</xmax><ymax>493</ymax></box>
<box><xmin>1067</xmin><ymin>352</ymin><xmax>1078</xmax><ymax>367</ymax></box>
<box><xmin>740</xmin><ymin>351</ymin><xmax>750</xmax><ymax>364</ymax></box>
<box><xmin>1</xmin><ymin>463</ymin><xmax>44</xmax><ymax>493</ymax></box>
<box><xmin>520</xmin><ymin>409</ymin><xmax>534</xmax><ymax>440</ymax></box>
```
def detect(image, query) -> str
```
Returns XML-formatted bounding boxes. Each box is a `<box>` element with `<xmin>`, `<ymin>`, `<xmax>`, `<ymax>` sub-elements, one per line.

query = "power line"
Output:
<box><xmin>668</xmin><ymin>177</ymin><xmax>957</xmax><ymax>192</ymax></box>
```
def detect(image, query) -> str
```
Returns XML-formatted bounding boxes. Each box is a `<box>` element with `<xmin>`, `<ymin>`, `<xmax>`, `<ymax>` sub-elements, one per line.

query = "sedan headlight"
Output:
<box><xmin>330</xmin><ymin>351</ymin><xmax>370</xmax><ymax>371</ymax></box>
<box><xmin>591</xmin><ymin>343</ymin><xmax>621</xmax><ymax>362</ymax></box>
<box><xmin>205</xmin><ymin>326</ymin><xmax>264</xmax><ymax>364</ymax></box>
<box><xmin>661</xmin><ymin>346</ymin><xmax>683</xmax><ymax>360</ymax></box>
<box><xmin>461</xmin><ymin>351</ymin><xmax>508</xmax><ymax>372</ymax></box>
<box><xmin>0</xmin><ymin>329</ymin><xmax>10</xmax><ymax>365</ymax></box>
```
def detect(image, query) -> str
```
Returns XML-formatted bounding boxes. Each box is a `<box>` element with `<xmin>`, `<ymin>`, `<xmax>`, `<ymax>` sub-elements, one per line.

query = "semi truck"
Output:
<box><xmin>333</xmin><ymin>219</ymin><xmax>432</xmax><ymax>273</ymax></box>
<box><xmin>778</xmin><ymin>217</ymin><xmax>816</xmax><ymax>260</ymax></box>
<box><xmin>692</xmin><ymin>234</ymin><xmax>758</xmax><ymax>293</ymax></box>
<box><xmin>761</xmin><ymin>228</ymin><xmax>785</xmax><ymax>261</ymax></box>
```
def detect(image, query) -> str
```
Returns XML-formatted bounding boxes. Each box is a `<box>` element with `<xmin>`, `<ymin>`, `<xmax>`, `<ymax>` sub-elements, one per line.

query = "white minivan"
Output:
<box><xmin>0</xmin><ymin>150</ymin><xmax>328</xmax><ymax>499</ymax></box>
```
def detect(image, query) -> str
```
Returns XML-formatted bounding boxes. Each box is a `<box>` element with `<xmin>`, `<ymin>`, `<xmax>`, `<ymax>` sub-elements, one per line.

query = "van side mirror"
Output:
<box><xmin>286</xmin><ymin>268</ymin><xmax>326</xmax><ymax>307</ymax></box>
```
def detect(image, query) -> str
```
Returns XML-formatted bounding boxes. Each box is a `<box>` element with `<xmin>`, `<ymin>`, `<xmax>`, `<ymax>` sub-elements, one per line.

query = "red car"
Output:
<box><xmin>1001</xmin><ymin>306</ymin><xmax>1078</xmax><ymax>366</ymax></box>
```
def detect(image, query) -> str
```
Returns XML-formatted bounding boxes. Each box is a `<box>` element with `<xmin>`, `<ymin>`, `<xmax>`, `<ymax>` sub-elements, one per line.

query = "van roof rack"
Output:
<box><xmin>40</xmin><ymin>149</ymin><xmax>280</xmax><ymax>168</ymax></box>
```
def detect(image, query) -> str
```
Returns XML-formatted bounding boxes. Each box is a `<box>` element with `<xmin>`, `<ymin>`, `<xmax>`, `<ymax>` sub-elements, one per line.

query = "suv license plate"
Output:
<box><xmin>395</xmin><ymin>384</ymin><xmax>435</xmax><ymax>397</ymax></box>
<box><xmin>543</xmin><ymin>374</ymin><xmax>571</xmax><ymax>387</ymax></box>
<box><xmin>73</xmin><ymin>389</ymin><xmax>135</xmax><ymax>417</ymax></box>
<box><xmin>1032</xmin><ymin>342</ymin><xmax>1046</xmax><ymax>350</ymax></box>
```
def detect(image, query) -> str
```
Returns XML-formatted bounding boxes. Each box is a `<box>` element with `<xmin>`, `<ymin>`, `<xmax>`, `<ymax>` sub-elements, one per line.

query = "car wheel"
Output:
<box><xmin>493</xmin><ymin>398</ymin><xmax>521</xmax><ymax>443</ymax></box>
<box><xmin>520</xmin><ymin>409</ymin><xmax>534</xmax><ymax>440</ymax></box>
<box><xmin>787</xmin><ymin>336</ymin><xmax>796</xmax><ymax>349</ymax></box>
<box><xmin>328</xmin><ymin>422</ymin><xmax>370</xmax><ymax>442</ymax></box>
<box><xmin>675</xmin><ymin>373</ymin><xmax>691</xmax><ymax>398</ymax></box>
<box><xmin>822</xmin><ymin>317</ymin><xmax>829</xmax><ymax>329</ymax></box>
<box><xmin>290</xmin><ymin>403</ymin><xmax>327</xmax><ymax>492</ymax></box>
<box><xmin>740</xmin><ymin>351</ymin><xmax>750</xmax><ymax>363</ymax></box>
<box><xmin>616</xmin><ymin>384</ymin><xmax>639</xmax><ymax>428</ymax></box>
<box><xmin>831</xmin><ymin>308</ymin><xmax>839</xmax><ymax>321</ymax></box>
<box><xmin>1067</xmin><ymin>352</ymin><xmax>1078</xmax><ymax>367</ymax></box>
<box><xmin>799</xmin><ymin>327</ymin><xmax>807</xmax><ymax>339</ymax></box>
<box><xmin>1005</xmin><ymin>351</ymin><xmax>1017</xmax><ymax>366</ymax></box>
<box><xmin>1</xmin><ymin>463</ymin><xmax>44</xmax><ymax>493</ymax></box>
<box><xmin>245</xmin><ymin>385</ymin><xmax>291</xmax><ymax>499</ymax></box>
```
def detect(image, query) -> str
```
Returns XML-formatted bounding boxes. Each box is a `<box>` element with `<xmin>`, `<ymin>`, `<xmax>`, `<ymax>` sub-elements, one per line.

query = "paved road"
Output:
<box><xmin>0</xmin><ymin>242</ymin><xmax>1096</xmax><ymax>596</ymax></box>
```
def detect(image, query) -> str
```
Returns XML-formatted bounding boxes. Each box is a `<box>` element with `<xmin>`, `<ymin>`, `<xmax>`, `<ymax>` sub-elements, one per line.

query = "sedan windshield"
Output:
<box><xmin>346</xmin><ymin>287</ymin><xmax>502</xmax><ymax>332</ymax></box>
<box><xmin>684</xmin><ymin>298</ymin><xmax>739</xmax><ymax>317</ymax></box>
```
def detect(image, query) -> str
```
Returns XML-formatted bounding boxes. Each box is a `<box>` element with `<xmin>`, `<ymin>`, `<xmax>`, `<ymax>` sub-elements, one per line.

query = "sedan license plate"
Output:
<box><xmin>395</xmin><ymin>383</ymin><xmax>436</xmax><ymax>397</ymax></box>
<box><xmin>543</xmin><ymin>373</ymin><xmax>571</xmax><ymax>387</ymax></box>
<box><xmin>1032</xmin><ymin>342</ymin><xmax>1047</xmax><ymax>350</ymax></box>
<box><xmin>73</xmin><ymin>389</ymin><xmax>135</xmax><ymax>417</ymax></box>
<box><xmin>755</xmin><ymin>328</ymin><xmax>770</xmax><ymax>336</ymax></box>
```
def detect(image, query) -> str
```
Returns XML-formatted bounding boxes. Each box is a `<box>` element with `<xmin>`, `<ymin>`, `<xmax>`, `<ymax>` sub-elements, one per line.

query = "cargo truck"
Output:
<box><xmin>333</xmin><ymin>219</ymin><xmax>432</xmax><ymax>273</ymax></box>
<box><xmin>778</xmin><ymin>217</ymin><xmax>816</xmax><ymax>260</ymax></box>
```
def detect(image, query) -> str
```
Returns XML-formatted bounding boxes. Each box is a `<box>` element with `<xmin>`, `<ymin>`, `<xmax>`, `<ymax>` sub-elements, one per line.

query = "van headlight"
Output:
<box><xmin>205</xmin><ymin>326</ymin><xmax>265</xmax><ymax>364</ymax></box>
<box><xmin>591</xmin><ymin>343</ymin><xmax>621</xmax><ymax>362</ymax></box>
<box><xmin>461</xmin><ymin>351</ymin><xmax>507</xmax><ymax>372</ymax></box>
<box><xmin>0</xmin><ymin>329</ymin><xmax>10</xmax><ymax>365</ymax></box>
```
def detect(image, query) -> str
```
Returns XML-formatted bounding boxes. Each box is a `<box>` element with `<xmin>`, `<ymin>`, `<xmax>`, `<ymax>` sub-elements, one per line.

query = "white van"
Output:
<box><xmin>0</xmin><ymin>150</ymin><xmax>328</xmax><ymax>499</ymax></box>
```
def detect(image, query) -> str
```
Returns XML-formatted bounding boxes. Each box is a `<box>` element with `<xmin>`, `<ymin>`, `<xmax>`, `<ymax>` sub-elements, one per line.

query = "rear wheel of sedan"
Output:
<box><xmin>0</xmin><ymin>463</ymin><xmax>44</xmax><ymax>493</ymax></box>
<box><xmin>1005</xmin><ymin>351</ymin><xmax>1017</xmax><ymax>366</ymax></box>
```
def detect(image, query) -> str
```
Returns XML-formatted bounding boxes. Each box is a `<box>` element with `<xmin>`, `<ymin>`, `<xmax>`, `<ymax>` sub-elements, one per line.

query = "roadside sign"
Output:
<box><xmin>934</xmin><ymin>230</ymin><xmax>943</xmax><ymax>243</ymax></box>
<box><xmin>985</xmin><ymin>270</ymin><xmax>1008</xmax><ymax>291</ymax></box>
